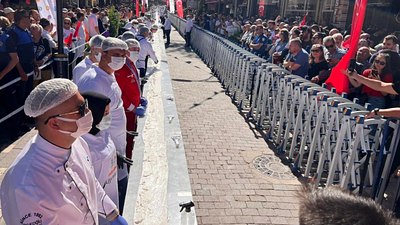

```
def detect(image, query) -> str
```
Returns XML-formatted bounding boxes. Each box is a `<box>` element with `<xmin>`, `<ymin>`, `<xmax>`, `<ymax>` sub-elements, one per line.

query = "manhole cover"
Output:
<box><xmin>253</xmin><ymin>155</ymin><xmax>294</xmax><ymax>179</ymax></box>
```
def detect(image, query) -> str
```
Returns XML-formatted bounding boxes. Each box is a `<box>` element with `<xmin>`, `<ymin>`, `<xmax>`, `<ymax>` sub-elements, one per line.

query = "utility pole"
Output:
<box><xmin>54</xmin><ymin>0</ymin><xmax>69</xmax><ymax>79</ymax></box>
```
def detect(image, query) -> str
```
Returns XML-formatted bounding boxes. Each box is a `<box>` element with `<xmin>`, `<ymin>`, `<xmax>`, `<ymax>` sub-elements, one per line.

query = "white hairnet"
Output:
<box><xmin>125</xmin><ymin>38</ymin><xmax>140</xmax><ymax>49</ymax></box>
<box><xmin>139</xmin><ymin>26</ymin><xmax>149</xmax><ymax>35</ymax></box>
<box><xmin>89</xmin><ymin>35</ymin><xmax>106</xmax><ymax>48</ymax></box>
<box><xmin>24</xmin><ymin>79</ymin><xmax>78</xmax><ymax>117</ymax></box>
<box><xmin>121</xmin><ymin>31</ymin><xmax>136</xmax><ymax>41</ymax></box>
<box><xmin>101</xmin><ymin>37</ymin><xmax>128</xmax><ymax>51</ymax></box>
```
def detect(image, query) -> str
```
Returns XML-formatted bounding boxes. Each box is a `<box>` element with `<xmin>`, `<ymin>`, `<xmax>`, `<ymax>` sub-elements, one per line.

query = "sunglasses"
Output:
<box><xmin>64</xmin><ymin>22</ymin><xmax>70</xmax><ymax>25</ymax></box>
<box><xmin>374</xmin><ymin>60</ymin><xmax>386</xmax><ymax>66</ymax></box>
<box><xmin>311</xmin><ymin>49</ymin><xmax>321</xmax><ymax>52</ymax></box>
<box><xmin>325</xmin><ymin>44</ymin><xmax>335</xmax><ymax>49</ymax></box>
<box><xmin>44</xmin><ymin>99</ymin><xmax>88</xmax><ymax>124</ymax></box>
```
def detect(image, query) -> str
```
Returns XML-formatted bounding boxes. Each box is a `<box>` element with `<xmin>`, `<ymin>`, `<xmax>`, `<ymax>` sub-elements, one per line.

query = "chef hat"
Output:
<box><xmin>89</xmin><ymin>35</ymin><xmax>106</xmax><ymax>48</ymax></box>
<box><xmin>151</xmin><ymin>24</ymin><xmax>158</xmax><ymax>30</ymax></box>
<box><xmin>125</xmin><ymin>39</ymin><xmax>140</xmax><ymax>49</ymax></box>
<box><xmin>138</xmin><ymin>26</ymin><xmax>149</xmax><ymax>35</ymax></box>
<box><xmin>24</xmin><ymin>79</ymin><xmax>78</xmax><ymax>118</ymax></box>
<box><xmin>121</xmin><ymin>31</ymin><xmax>136</xmax><ymax>41</ymax></box>
<box><xmin>101</xmin><ymin>37</ymin><xmax>128</xmax><ymax>52</ymax></box>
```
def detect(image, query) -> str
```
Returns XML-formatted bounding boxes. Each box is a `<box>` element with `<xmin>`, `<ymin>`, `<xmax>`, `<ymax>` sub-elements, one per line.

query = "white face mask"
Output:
<box><xmin>94</xmin><ymin>52</ymin><xmax>101</xmax><ymax>62</ymax></box>
<box><xmin>57</xmin><ymin>111</ymin><xmax>93</xmax><ymax>138</ymax></box>
<box><xmin>129</xmin><ymin>51</ymin><xmax>139</xmax><ymax>62</ymax></box>
<box><xmin>108</xmin><ymin>56</ymin><xmax>126</xmax><ymax>71</ymax></box>
<box><xmin>96</xmin><ymin>113</ymin><xmax>111</xmax><ymax>130</ymax></box>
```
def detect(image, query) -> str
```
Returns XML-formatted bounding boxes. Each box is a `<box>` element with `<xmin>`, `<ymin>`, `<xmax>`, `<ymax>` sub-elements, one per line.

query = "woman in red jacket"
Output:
<box><xmin>348</xmin><ymin>52</ymin><xmax>393</xmax><ymax>109</ymax></box>
<box><xmin>115</xmin><ymin>38</ymin><xmax>147</xmax><ymax>163</ymax></box>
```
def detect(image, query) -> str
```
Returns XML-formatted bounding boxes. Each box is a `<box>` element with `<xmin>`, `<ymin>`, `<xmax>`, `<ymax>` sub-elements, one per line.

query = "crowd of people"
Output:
<box><xmin>0</xmin><ymin>4</ymin><xmax>161</xmax><ymax>225</ymax></box>
<box><xmin>195</xmin><ymin>13</ymin><xmax>400</xmax><ymax>109</ymax></box>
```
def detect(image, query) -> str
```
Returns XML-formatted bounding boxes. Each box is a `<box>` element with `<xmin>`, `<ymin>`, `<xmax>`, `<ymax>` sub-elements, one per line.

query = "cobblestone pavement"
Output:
<box><xmin>166</xmin><ymin>28</ymin><xmax>302</xmax><ymax>224</ymax></box>
<box><xmin>0</xmin><ymin>27</ymin><xmax>302</xmax><ymax>225</ymax></box>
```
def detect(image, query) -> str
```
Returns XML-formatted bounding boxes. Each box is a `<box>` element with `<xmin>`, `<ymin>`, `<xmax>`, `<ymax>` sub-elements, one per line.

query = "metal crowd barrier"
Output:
<box><xmin>0</xmin><ymin>59</ymin><xmax>53</xmax><ymax>124</ymax></box>
<box><xmin>168</xmin><ymin>13</ymin><xmax>400</xmax><ymax>204</ymax></box>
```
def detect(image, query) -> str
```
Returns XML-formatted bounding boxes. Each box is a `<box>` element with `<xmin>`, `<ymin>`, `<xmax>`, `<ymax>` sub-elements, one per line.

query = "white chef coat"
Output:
<box><xmin>82</xmin><ymin>131</ymin><xmax>118</xmax><ymax>225</ymax></box>
<box><xmin>73</xmin><ymin>56</ymin><xmax>95</xmax><ymax>83</ymax></box>
<box><xmin>0</xmin><ymin>134</ymin><xmax>116</xmax><ymax>225</ymax></box>
<box><xmin>76</xmin><ymin>66</ymin><xmax>128</xmax><ymax>180</ymax></box>
<box><xmin>136</xmin><ymin>34</ymin><xmax>158</xmax><ymax>69</ymax></box>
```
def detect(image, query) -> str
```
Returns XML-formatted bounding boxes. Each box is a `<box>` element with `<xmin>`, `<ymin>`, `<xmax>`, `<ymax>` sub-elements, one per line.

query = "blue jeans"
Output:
<box><xmin>368</xmin><ymin>96</ymin><xmax>386</xmax><ymax>109</ymax></box>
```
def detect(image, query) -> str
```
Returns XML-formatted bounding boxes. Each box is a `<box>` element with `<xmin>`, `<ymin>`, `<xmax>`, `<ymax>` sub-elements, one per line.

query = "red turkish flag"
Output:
<box><xmin>299</xmin><ymin>12</ymin><xmax>308</xmax><ymax>28</ymax></box>
<box><xmin>258</xmin><ymin>0</ymin><xmax>265</xmax><ymax>17</ymax></box>
<box><xmin>325</xmin><ymin>0</ymin><xmax>368</xmax><ymax>94</ymax></box>
<box><xmin>142</xmin><ymin>0</ymin><xmax>146</xmax><ymax>14</ymax></box>
<box><xmin>176</xmin><ymin>0</ymin><xmax>184</xmax><ymax>18</ymax></box>
<box><xmin>136</xmin><ymin>0</ymin><xmax>140</xmax><ymax>17</ymax></box>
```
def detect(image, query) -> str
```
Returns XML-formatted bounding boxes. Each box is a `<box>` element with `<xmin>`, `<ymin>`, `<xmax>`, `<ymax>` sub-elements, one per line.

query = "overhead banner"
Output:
<box><xmin>136</xmin><ymin>0</ymin><xmax>140</xmax><ymax>17</ymax></box>
<box><xmin>141</xmin><ymin>0</ymin><xmax>146</xmax><ymax>14</ymax></box>
<box><xmin>258</xmin><ymin>0</ymin><xmax>265</xmax><ymax>17</ymax></box>
<box><xmin>169</xmin><ymin>0</ymin><xmax>175</xmax><ymax>13</ymax></box>
<box><xmin>325</xmin><ymin>0</ymin><xmax>368</xmax><ymax>94</ymax></box>
<box><xmin>176</xmin><ymin>0</ymin><xmax>183</xmax><ymax>18</ymax></box>
<box><xmin>36</xmin><ymin>0</ymin><xmax>57</xmax><ymax>31</ymax></box>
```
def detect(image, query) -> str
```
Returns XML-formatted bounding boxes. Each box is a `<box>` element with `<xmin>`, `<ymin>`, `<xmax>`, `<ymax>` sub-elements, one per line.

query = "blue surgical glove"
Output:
<box><xmin>140</xmin><ymin>97</ymin><xmax>148</xmax><ymax>107</ymax></box>
<box><xmin>136</xmin><ymin>106</ymin><xmax>146</xmax><ymax>117</ymax></box>
<box><xmin>110</xmin><ymin>215</ymin><xmax>128</xmax><ymax>225</ymax></box>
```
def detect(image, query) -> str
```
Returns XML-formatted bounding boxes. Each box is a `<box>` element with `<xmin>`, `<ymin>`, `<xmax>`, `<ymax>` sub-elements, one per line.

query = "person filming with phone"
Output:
<box><xmin>347</xmin><ymin>52</ymin><xmax>393</xmax><ymax>109</ymax></box>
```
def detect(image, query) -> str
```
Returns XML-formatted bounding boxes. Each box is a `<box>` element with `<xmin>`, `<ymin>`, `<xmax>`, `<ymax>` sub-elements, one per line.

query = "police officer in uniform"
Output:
<box><xmin>0</xmin><ymin>16</ymin><xmax>19</xmax><ymax>139</ymax></box>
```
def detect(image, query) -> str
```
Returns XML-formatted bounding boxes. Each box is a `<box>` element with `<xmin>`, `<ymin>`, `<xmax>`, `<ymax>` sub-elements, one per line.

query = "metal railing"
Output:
<box><xmin>169</xmin><ymin>13</ymin><xmax>400</xmax><ymax>208</ymax></box>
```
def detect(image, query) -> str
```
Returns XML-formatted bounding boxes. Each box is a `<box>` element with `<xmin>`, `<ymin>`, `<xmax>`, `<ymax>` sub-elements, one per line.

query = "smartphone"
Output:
<box><xmin>348</xmin><ymin>59</ymin><xmax>357</xmax><ymax>72</ymax></box>
<box><xmin>371</xmin><ymin>69</ymin><xmax>378</xmax><ymax>77</ymax></box>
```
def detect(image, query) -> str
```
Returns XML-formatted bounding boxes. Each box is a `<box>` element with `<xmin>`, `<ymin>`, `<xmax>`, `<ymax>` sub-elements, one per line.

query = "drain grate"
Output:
<box><xmin>253</xmin><ymin>155</ymin><xmax>294</xmax><ymax>179</ymax></box>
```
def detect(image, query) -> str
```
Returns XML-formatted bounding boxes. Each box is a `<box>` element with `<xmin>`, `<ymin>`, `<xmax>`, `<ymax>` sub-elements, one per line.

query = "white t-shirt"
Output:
<box><xmin>88</xmin><ymin>13</ymin><xmax>99</xmax><ymax>37</ymax></box>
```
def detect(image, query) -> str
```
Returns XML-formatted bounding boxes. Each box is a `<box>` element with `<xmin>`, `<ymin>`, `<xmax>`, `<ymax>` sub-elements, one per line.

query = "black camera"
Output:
<box><xmin>348</xmin><ymin>59</ymin><xmax>357</xmax><ymax>73</ymax></box>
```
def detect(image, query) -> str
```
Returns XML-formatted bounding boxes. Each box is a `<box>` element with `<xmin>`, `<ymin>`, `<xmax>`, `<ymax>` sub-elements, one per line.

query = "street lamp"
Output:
<box><xmin>54</xmin><ymin>0</ymin><xmax>69</xmax><ymax>79</ymax></box>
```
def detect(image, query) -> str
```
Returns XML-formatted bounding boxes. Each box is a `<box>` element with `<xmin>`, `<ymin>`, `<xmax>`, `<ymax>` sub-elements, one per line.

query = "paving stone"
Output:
<box><xmin>166</xmin><ymin>27</ymin><xmax>301</xmax><ymax>224</ymax></box>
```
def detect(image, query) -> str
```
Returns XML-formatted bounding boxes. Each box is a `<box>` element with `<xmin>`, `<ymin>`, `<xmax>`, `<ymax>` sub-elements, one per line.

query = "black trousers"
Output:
<box><xmin>165</xmin><ymin>29</ymin><xmax>171</xmax><ymax>45</ymax></box>
<box><xmin>185</xmin><ymin>31</ymin><xmax>191</xmax><ymax>46</ymax></box>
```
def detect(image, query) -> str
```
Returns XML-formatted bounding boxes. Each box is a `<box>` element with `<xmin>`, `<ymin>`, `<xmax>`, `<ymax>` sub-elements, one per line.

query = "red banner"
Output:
<box><xmin>325</xmin><ymin>0</ymin><xmax>368</xmax><ymax>94</ymax></box>
<box><xmin>166</xmin><ymin>0</ymin><xmax>169</xmax><ymax>9</ymax></box>
<box><xmin>141</xmin><ymin>0</ymin><xmax>146</xmax><ymax>14</ymax></box>
<box><xmin>136</xmin><ymin>0</ymin><xmax>140</xmax><ymax>17</ymax></box>
<box><xmin>299</xmin><ymin>12</ymin><xmax>308</xmax><ymax>28</ymax></box>
<box><xmin>258</xmin><ymin>0</ymin><xmax>265</xmax><ymax>17</ymax></box>
<box><xmin>176</xmin><ymin>0</ymin><xmax>183</xmax><ymax>18</ymax></box>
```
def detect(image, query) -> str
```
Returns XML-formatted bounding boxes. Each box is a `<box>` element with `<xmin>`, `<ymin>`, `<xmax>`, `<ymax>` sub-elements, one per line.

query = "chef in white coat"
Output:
<box><xmin>0</xmin><ymin>79</ymin><xmax>128</xmax><ymax>225</ymax></box>
<box><xmin>76</xmin><ymin>37</ymin><xmax>131</xmax><ymax>213</ymax></box>
<box><xmin>81</xmin><ymin>92</ymin><xmax>121</xmax><ymax>225</ymax></box>
<box><xmin>73</xmin><ymin>35</ymin><xmax>105</xmax><ymax>83</ymax></box>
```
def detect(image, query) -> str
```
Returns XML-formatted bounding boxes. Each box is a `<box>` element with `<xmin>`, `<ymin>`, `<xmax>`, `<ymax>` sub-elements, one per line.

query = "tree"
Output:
<box><xmin>108</xmin><ymin>6</ymin><xmax>120</xmax><ymax>37</ymax></box>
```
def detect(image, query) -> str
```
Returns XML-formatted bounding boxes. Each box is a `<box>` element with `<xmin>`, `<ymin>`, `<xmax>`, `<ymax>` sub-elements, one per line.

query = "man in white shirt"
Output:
<box><xmin>164</xmin><ymin>17</ymin><xmax>172</xmax><ymax>46</ymax></box>
<box><xmin>76</xmin><ymin>37</ymin><xmax>131</xmax><ymax>214</ymax></box>
<box><xmin>72</xmin><ymin>35</ymin><xmax>105</xmax><ymax>83</ymax></box>
<box><xmin>88</xmin><ymin>7</ymin><xmax>100</xmax><ymax>37</ymax></box>
<box><xmin>136</xmin><ymin>27</ymin><xmax>158</xmax><ymax>79</ymax></box>
<box><xmin>0</xmin><ymin>78</ymin><xmax>128</xmax><ymax>225</ymax></box>
<box><xmin>185</xmin><ymin>14</ymin><xmax>193</xmax><ymax>47</ymax></box>
<box><xmin>39</xmin><ymin>18</ymin><xmax>57</xmax><ymax>49</ymax></box>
